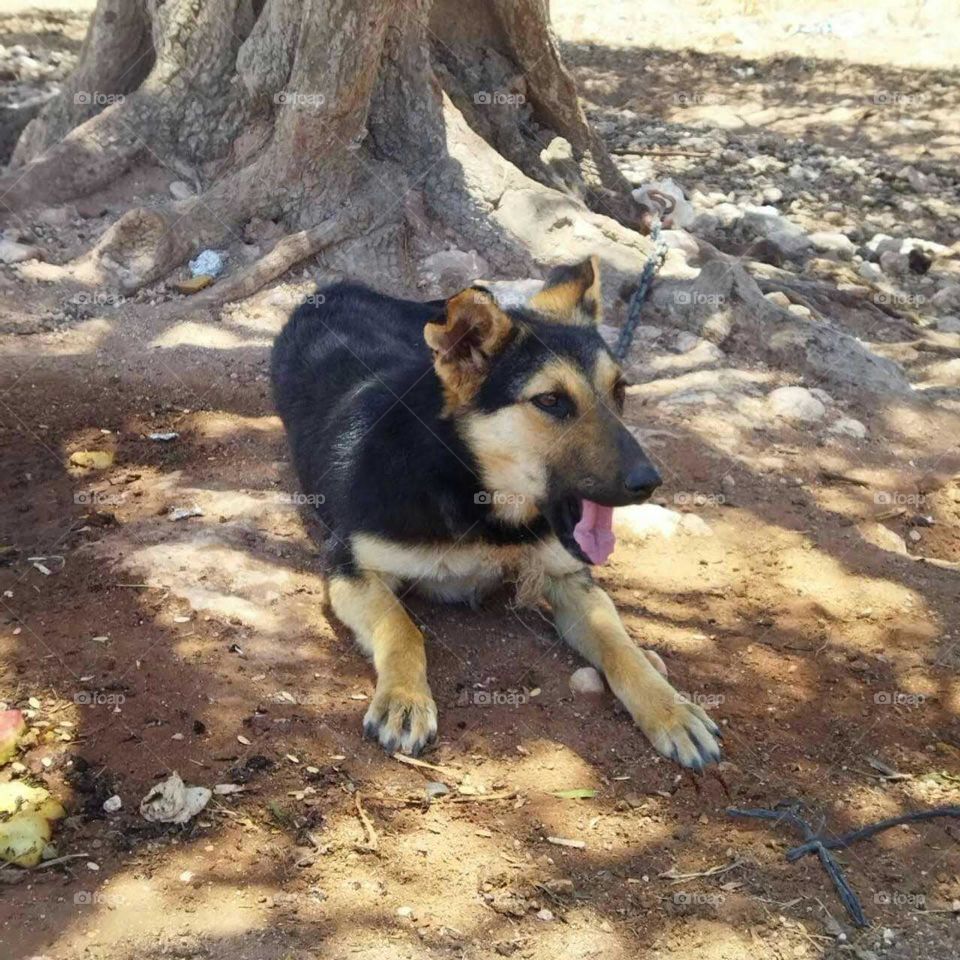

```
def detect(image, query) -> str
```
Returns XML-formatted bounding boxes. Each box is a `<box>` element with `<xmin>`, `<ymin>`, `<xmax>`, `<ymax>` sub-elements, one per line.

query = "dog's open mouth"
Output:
<box><xmin>546</xmin><ymin>497</ymin><xmax>616</xmax><ymax>565</ymax></box>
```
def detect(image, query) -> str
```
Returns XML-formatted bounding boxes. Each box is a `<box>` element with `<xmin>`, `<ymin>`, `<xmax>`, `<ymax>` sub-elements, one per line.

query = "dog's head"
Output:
<box><xmin>423</xmin><ymin>256</ymin><xmax>661</xmax><ymax>565</ymax></box>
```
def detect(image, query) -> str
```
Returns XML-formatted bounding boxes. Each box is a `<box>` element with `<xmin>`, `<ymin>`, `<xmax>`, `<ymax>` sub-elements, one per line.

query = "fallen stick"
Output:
<box><xmin>785</xmin><ymin>805</ymin><xmax>960</xmax><ymax>860</ymax></box>
<box><xmin>449</xmin><ymin>790</ymin><xmax>517</xmax><ymax>804</ymax></box>
<box><xmin>354</xmin><ymin>792</ymin><xmax>379</xmax><ymax>852</ymax></box>
<box><xmin>728</xmin><ymin>803</ymin><xmax>866</xmax><ymax>926</ymax></box>
<box><xmin>659</xmin><ymin>858</ymin><xmax>744</xmax><ymax>882</ymax></box>
<box><xmin>728</xmin><ymin>802</ymin><xmax>960</xmax><ymax>927</ymax></box>
<box><xmin>391</xmin><ymin>753</ymin><xmax>459</xmax><ymax>778</ymax></box>
<box><xmin>612</xmin><ymin>147</ymin><xmax>711</xmax><ymax>158</ymax></box>
<box><xmin>818</xmin><ymin>470</ymin><xmax>869</xmax><ymax>488</ymax></box>
<box><xmin>546</xmin><ymin>836</ymin><xmax>586</xmax><ymax>849</ymax></box>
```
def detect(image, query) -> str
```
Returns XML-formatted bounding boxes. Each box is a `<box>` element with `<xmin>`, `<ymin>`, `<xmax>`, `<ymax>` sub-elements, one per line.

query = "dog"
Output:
<box><xmin>271</xmin><ymin>256</ymin><xmax>721</xmax><ymax>770</ymax></box>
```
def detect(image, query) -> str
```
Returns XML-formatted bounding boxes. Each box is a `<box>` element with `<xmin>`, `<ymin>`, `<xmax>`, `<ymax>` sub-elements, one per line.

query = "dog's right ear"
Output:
<box><xmin>424</xmin><ymin>288</ymin><xmax>513</xmax><ymax>414</ymax></box>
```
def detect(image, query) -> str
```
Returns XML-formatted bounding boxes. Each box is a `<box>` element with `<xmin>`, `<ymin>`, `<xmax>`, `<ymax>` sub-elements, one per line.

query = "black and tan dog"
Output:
<box><xmin>271</xmin><ymin>257</ymin><xmax>721</xmax><ymax>769</ymax></box>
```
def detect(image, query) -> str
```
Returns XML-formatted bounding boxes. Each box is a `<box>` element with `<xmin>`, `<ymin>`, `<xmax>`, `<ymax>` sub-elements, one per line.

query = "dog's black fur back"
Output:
<box><xmin>271</xmin><ymin>283</ymin><xmax>547</xmax><ymax>571</ymax></box>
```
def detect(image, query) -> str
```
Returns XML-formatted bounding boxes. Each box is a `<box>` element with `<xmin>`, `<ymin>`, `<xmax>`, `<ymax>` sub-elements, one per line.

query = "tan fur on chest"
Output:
<box><xmin>351</xmin><ymin>533</ymin><xmax>582</xmax><ymax>604</ymax></box>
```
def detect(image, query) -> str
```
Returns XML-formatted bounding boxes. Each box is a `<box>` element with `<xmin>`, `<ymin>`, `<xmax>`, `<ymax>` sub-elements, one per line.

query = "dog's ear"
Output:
<box><xmin>529</xmin><ymin>255</ymin><xmax>601</xmax><ymax>326</ymax></box>
<box><xmin>424</xmin><ymin>288</ymin><xmax>513</xmax><ymax>413</ymax></box>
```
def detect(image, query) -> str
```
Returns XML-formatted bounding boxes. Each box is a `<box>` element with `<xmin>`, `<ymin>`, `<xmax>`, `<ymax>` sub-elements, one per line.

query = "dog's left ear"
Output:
<box><xmin>530</xmin><ymin>255</ymin><xmax>602</xmax><ymax>326</ymax></box>
<box><xmin>424</xmin><ymin>288</ymin><xmax>513</xmax><ymax>413</ymax></box>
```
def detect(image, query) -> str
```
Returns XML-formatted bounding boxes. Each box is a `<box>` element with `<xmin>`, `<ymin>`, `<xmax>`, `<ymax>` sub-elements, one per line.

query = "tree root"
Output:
<box><xmin>163</xmin><ymin>216</ymin><xmax>366</xmax><ymax>317</ymax></box>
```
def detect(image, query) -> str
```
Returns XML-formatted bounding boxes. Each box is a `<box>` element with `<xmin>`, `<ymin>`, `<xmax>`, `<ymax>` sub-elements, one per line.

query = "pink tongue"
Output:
<box><xmin>573</xmin><ymin>499</ymin><xmax>616</xmax><ymax>565</ymax></box>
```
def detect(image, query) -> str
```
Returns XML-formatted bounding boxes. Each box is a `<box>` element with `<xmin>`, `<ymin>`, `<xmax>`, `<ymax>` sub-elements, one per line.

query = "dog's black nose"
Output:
<box><xmin>624</xmin><ymin>463</ymin><xmax>662</xmax><ymax>497</ymax></box>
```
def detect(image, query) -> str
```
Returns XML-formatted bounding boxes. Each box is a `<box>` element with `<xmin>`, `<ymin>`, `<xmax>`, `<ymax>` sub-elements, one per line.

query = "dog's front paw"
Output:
<box><xmin>611</xmin><ymin>652</ymin><xmax>721</xmax><ymax>770</ymax></box>
<box><xmin>638</xmin><ymin>684</ymin><xmax>722</xmax><ymax>771</ymax></box>
<box><xmin>363</xmin><ymin>682</ymin><xmax>438</xmax><ymax>757</ymax></box>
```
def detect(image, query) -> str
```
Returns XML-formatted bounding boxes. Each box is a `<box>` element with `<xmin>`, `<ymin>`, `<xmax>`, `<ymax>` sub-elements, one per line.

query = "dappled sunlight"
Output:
<box><xmin>190</xmin><ymin>411</ymin><xmax>283</xmax><ymax>440</ymax></box>
<box><xmin>60</xmin><ymin>875</ymin><xmax>275</xmax><ymax>946</ymax></box>
<box><xmin>774</xmin><ymin>542</ymin><xmax>921</xmax><ymax>629</ymax></box>
<box><xmin>0</xmin><ymin>317</ymin><xmax>113</xmax><ymax>358</ymax></box>
<box><xmin>111</xmin><ymin>533</ymin><xmax>318</xmax><ymax>638</ymax></box>
<box><xmin>150</xmin><ymin>321</ymin><xmax>271</xmax><ymax>350</ymax></box>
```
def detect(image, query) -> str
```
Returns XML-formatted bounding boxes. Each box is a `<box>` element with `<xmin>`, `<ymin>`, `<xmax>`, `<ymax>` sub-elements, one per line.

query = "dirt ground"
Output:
<box><xmin>2</xmin><ymin>3</ymin><xmax>960</xmax><ymax>959</ymax></box>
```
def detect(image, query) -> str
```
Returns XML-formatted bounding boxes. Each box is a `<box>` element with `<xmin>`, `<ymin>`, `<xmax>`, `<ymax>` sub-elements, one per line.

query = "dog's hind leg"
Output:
<box><xmin>544</xmin><ymin>570</ymin><xmax>721</xmax><ymax>771</ymax></box>
<box><xmin>328</xmin><ymin>572</ymin><xmax>438</xmax><ymax>756</ymax></box>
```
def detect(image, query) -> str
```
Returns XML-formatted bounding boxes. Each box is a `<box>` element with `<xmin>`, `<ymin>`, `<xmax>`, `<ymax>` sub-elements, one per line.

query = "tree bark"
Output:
<box><xmin>1</xmin><ymin>0</ymin><xmax>651</xmax><ymax>299</ymax></box>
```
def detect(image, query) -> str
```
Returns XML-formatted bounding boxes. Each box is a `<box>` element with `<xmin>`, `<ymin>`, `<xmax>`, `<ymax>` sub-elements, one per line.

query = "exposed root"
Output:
<box><xmin>163</xmin><ymin>217</ymin><xmax>366</xmax><ymax>317</ymax></box>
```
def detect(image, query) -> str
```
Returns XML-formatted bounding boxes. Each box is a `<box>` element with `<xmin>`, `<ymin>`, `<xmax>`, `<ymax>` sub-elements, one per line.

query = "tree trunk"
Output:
<box><xmin>0</xmin><ymin>0</ymin><xmax>652</xmax><ymax>299</ymax></box>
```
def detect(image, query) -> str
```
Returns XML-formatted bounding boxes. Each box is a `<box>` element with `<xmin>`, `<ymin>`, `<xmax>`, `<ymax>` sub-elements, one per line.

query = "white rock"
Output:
<box><xmin>102</xmin><ymin>794</ymin><xmax>122</xmax><ymax>814</ymax></box>
<box><xmin>614</xmin><ymin>504</ymin><xmax>712</xmax><ymax>541</ymax></box>
<box><xmin>857</xmin><ymin>261</ymin><xmax>883</xmax><ymax>282</ymax></box>
<box><xmin>902</xmin><ymin>236</ymin><xmax>951</xmax><ymax>257</ymax></box>
<box><xmin>787</xmin><ymin>303</ymin><xmax>812</xmax><ymax>317</ymax></box>
<box><xmin>768</xmin><ymin>386</ymin><xmax>827</xmax><ymax>422</ymax></box>
<box><xmin>674</xmin><ymin>331</ymin><xmax>700</xmax><ymax>353</ymax></box>
<box><xmin>169</xmin><ymin>180</ymin><xmax>194</xmax><ymax>201</ymax></box>
<box><xmin>935</xmin><ymin>316</ymin><xmax>960</xmax><ymax>333</ymax></box>
<box><xmin>0</xmin><ymin>237</ymin><xmax>43</xmax><ymax>264</ymax></box>
<box><xmin>711</xmin><ymin>203</ymin><xmax>743</xmax><ymax>228</ymax></box>
<box><xmin>569</xmin><ymin>667</ymin><xmax>604</xmax><ymax>697</ymax></box>
<box><xmin>828</xmin><ymin>417</ymin><xmax>868</xmax><ymax>440</ymax></box>
<box><xmin>764</xmin><ymin>291</ymin><xmax>791</xmax><ymax>308</ymax></box>
<box><xmin>858</xmin><ymin>523</ymin><xmax>907</xmax><ymax>555</ymax></box>
<box><xmin>762</xmin><ymin>186</ymin><xmax>783</xmax><ymax>204</ymax></box>
<box><xmin>865</xmin><ymin>233</ymin><xmax>899</xmax><ymax>259</ymax></box>
<box><xmin>809</xmin><ymin>231</ymin><xmax>856</xmax><ymax>259</ymax></box>
<box><xmin>396</xmin><ymin>906</ymin><xmax>415</xmax><ymax>919</ymax></box>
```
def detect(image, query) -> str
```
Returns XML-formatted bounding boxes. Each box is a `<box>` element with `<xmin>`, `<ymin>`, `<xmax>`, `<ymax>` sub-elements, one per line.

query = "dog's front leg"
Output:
<box><xmin>329</xmin><ymin>572</ymin><xmax>438</xmax><ymax>756</ymax></box>
<box><xmin>545</xmin><ymin>570</ymin><xmax>721</xmax><ymax>770</ymax></box>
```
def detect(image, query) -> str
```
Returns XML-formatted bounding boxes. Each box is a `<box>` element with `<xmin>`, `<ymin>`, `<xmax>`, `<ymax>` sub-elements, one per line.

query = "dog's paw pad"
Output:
<box><xmin>644</xmin><ymin>695</ymin><xmax>722</xmax><ymax>771</ymax></box>
<box><xmin>363</xmin><ymin>686</ymin><xmax>438</xmax><ymax>757</ymax></box>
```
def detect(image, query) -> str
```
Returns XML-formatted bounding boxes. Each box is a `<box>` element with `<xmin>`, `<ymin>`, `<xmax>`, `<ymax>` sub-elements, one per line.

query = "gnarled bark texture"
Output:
<box><xmin>1</xmin><ymin>0</ymin><xmax>653</xmax><ymax>299</ymax></box>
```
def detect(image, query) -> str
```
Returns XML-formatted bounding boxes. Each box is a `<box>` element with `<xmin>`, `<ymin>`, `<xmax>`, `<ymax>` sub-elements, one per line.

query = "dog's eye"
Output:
<box><xmin>532</xmin><ymin>392</ymin><xmax>574</xmax><ymax>419</ymax></box>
